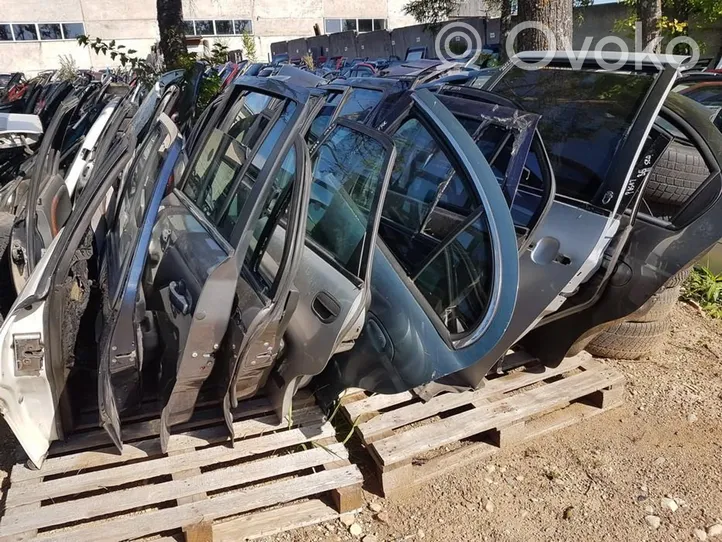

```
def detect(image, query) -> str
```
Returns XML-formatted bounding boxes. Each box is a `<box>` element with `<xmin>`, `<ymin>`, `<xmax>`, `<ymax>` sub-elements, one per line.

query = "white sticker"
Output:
<box><xmin>489</xmin><ymin>32</ymin><xmax>496</xmax><ymax>38</ymax></box>
<box><xmin>344</xmin><ymin>46</ymin><xmax>348</xmax><ymax>51</ymax></box>
<box><xmin>391</xmin><ymin>40</ymin><xmax>395</xmax><ymax>45</ymax></box>
<box><xmin>416</xmin><ymin>36</ymin><xmax>421</xmax><ymax>42</ymax></box>
<box><xmin>361</xmin><ymin>45</ymin><xmax>364</xmax><ymax>49</ymax></box>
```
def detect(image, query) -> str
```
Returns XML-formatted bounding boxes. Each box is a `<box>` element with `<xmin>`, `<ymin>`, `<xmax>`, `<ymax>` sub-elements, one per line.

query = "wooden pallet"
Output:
<box><xmin>341</xmin><ymin>353</ymin><xmax>625</xmax><ymax>497</ymax></box>
<box><xmin>0</xmin><ymin>392</ymin><xmax>363</xmax><ymax>542</ymax></box>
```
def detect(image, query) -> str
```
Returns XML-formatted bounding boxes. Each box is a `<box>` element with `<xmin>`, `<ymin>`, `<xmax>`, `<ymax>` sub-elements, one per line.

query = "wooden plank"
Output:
<box><xmin>357</xmin><ymin>355</ymin><xmax>589</xmax><ymax>441</ymax></box>
<box><xmin>343</xmin><ymin>391</ymin><xmax>414</xmax><ymax>421</ymax></box>
<box><xmin>5</xmin><ymin>422</ymin><xmax>335</xmax><ymax>509</ymax></box>
<box><xmin>212</xmin><ymin>499</ymin><xmax>340</xmax><ymax>541</ymax></box>
<box><xmin>49</xmin><ymin>396</ymin><xmax>276</xmax><ymax>455</ymax></box>
<box><xmin>0</xmin><ymin>444</ymin><xmax>348</xmax><ymax>536</ymax></box>
<box><xmin>10</xmin><ymin>406</ymin><xmax>322</xmax><ymax>484</ymax></box>
<box><xmin>32</xmin><ymin>467</ymin><xmax>363</xmax><ymax>542</ymax></box>
<box><xmin>372</xmin><ymin>366</ymin><xmax>624</xmax><ymax>466</ymax></box>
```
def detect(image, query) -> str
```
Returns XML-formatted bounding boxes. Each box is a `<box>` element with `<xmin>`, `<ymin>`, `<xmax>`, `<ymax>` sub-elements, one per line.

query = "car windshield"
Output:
<box><xmin>0</xmin><ymin>74</ymin><xmax>10</xmax><ymax>87</ymax></box>
<box><xmin>491</xmin><ymin>66</ymin><xmax>655</xmax><ymax>202</ymax></box>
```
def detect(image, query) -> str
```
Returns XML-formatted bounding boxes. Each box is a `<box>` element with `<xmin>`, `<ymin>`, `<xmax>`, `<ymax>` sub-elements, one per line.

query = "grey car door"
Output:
<box><xmin>151</xmin><ymin>84</ymin><xmax>317</xmax><ymax>450</ymax></box>
<box><xmin>98</xmin><ymin>114</ymin><xmax>182</xmax><ymax>449</ymax></box>
<box><xmin>266</xmin><ymin>118</ymin><xmax>397</xmax><ymax>421</ymax></box>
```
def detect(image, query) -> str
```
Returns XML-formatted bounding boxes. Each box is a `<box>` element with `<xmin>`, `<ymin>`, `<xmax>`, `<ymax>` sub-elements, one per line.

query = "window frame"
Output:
<box><xmin>323</xmin><ymin>18</ymin><xmax>388</xmax><ymax>34</ymax></box>
<box><xmin>302</xmin><ymin>117</ymin><xmax>395</xmax><ymax>285</ymax></box>
<box><xmin>38</xmin><ymin>23</ymin><xmax>63</xmax><ymax>41</ymax></box>
<box><xmin>183</xmin><ymin>18</ymin><xmax>253</xmax><ymax>36</ymax></box>
<box><xmin>0</xmin><ymin>22</ymin><xmax>85</xmax><ymax>41</ymax></box>
<box><xmin>381</xmin><ymin>105</ymin><xmax>503</xmax><ymax>347</ymax></box>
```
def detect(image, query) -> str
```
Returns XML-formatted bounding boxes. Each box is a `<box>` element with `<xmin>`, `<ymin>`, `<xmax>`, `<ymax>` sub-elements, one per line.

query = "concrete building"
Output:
<box><xmin>0</xmin><ymin>0</ymin><xmax>416</xmax><ymax>74</ymax></box>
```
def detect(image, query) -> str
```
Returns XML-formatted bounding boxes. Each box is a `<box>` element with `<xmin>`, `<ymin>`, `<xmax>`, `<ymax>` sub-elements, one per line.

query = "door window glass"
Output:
<box><xmin>337</xmin><ymin>88</ymin><xmax>383</xmax><ymax>122</ymax></box>
<box><xmin>382</xmin><ymin>118</ymin><xmax>479</xmax><ymax>245</ymax></box>
<box><xmin>181</xmin><ymin>90</ymin><xmax>294</xmax><ymax>239</ymax></box>
<box><xmin>110</xmin><ymin>124</ymin><xmax>169</xmax><ymax>299</ymax></box>
<box><xmin>246</xmin><ymin>148</ymin><xmax>297</xmax><ymax>296</ymax></box>
<box><xmin>306</xmin><ymin>125</ymin><xmax>386</xmax><ymax>278</ymax></box>
<box><xmin>307</xmin><ymin>91</ymin><xmax>344</xmax><ymax>145</ymax></box>
<box><xmin>492</xmin><ymin>66</ymin><xmax>655</xmax><ymax>201</ymax></box>
<box><xmin>218</xmin><ymin>101</ymin><xmax>297</xmax><ymax>238</ymax></box>
<box><xmin>414</xmin><ymin>213</ymin><xmax>494</xmax><ymax>334</ymax></box>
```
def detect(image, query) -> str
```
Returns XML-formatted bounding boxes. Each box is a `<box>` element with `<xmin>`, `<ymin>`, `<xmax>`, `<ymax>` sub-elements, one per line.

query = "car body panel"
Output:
<box><xmin>98</xmin><ymin>115</ymin><xmax>181</xmax><ymax>450</ymax></box>
<box><xmin>0</xmin><ymin>134</ymin><xmax>134</xmax><ymax>467</ymax></box>
<box><xmin>522</xmin><ymin>92</ymin><xmax>722</xmax><ymax>364</ymax></box>
<box><xmin>321</xmin><ymin>89</ymin><xmax>520</xmax><ymax>394</ymax></box>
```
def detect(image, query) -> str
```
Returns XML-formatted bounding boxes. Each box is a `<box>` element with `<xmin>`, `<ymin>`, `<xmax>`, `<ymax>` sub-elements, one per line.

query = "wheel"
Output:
<box><xmin>645</xmin><ymin>141</ymin><xmax>708</xmax><ymax>208</ymax></box>
<box><xmin>664</xmin><ymin>267</ymin><xmax>691</xmax><ymax>289</ymax></box>
<box><xmin>627</xmin><ymin>285</ymin><xmax>680</xmax><ymax>323</ymax></box>
<box><xmin>586</xmin><ymin>320</ymin><xmax>671</xmax><ymax>360</ymax></box>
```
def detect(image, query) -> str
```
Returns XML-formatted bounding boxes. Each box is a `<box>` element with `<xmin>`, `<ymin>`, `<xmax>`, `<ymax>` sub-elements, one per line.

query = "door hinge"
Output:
<box><xmin>13</xmin><ymin>333</ymin><xmax>44</xmax><ymax>376</ymax></box>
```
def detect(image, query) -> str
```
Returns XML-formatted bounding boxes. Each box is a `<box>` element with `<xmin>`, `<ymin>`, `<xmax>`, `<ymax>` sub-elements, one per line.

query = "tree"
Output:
<box><xmin>516</xmin><ymin>0</ymin><xmax>572</xmax><ymax>51</ymax></box>
<box><xmin>156</xmin><ymin>0</ymin><xmax>187</xmax><ymax>68</ymax></box>
<box><xmin>403</xmin><ymin>0</ymin><xmax>574</xmax><ymax>55</ymax></box>
<box><xmin>638</xmin><ymin>0</ymin><xmax>662</xmax><ymax>51</ymax></box>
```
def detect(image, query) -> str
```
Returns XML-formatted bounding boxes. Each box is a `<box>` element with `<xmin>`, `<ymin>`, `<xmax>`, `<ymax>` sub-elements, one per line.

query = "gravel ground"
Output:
<box><xmin>266</xmin><ymin>302</ymin><xmax>722</xmax><ymax>542</ymax></box>
<box><xmin>0</xmin><ymin>302</ymin><xmax>719</xmax><ymax>541</ymax></box>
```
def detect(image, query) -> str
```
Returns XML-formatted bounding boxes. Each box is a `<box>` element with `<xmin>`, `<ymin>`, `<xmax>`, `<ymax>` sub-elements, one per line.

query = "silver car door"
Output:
<box><xmin>0</xmin><ymin>135</ymin><xmax>134</xmax><ymax>467</ymax></box>
<box><xmin>268</xmin><ymin>118</ymin><xmax>397</xmax><ymax>421</ymax></box>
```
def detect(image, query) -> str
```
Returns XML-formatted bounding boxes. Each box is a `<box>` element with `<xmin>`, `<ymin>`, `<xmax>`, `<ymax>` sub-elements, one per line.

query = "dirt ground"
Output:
<box><xmin>0</xmin><ymin>302</ymin><xmax>720</xmax><ymax>541</ymax></box>
<box><xmin>266</xmin><ymin>302</ymin><xmax>722</xmax><ymax>542</ymax></box>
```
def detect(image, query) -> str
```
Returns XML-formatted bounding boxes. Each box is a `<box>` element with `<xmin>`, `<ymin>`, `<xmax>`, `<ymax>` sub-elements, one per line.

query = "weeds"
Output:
<box><xmin>683</xmin><ymin>265</ymin><xmax>722</xmax><ymax>318</ymax></box>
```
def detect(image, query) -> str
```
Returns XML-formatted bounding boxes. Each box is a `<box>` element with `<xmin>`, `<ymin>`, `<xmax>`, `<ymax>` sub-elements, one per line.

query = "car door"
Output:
<box><xmin>97</xmin><ymin>113</ymin><xmax>182</xmax><ymax>449</ymax></box>
<box><xmin>0</xmin><ymin>133</ymin><xmax>135</xmax><ymax>468</ymax></box>
<box><xmin>265</xmin><ymin>118</ymin><xmax>397</xmax><ymax>422</ymax></box>
<box><xmin>320</xmin><ymin>88</ymin><xmax>522</xmax><ymax>395</ymax></box>
<box><xmin>100</xmin><ymin>81</ymin><xmax>317</xmax><ymax>451</ymax></box>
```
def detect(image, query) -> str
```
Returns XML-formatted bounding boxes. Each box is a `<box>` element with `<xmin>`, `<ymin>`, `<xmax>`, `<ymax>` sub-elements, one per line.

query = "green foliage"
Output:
<box><xmin>57</xmin><ymin>54</ymin><xmax>79</xmax><ymax>81</ymax></box>
<box><xmin>683</xmin><ymin>266</ymin><xmax>722</xmax><ymax>318</ymax></box>
<box><xmin>241</xmin><ymin>32</ymin><xmax>258</xmax><ymax>62</ymax></box>
<box><xmin>77</xmin><ymin>35</ymin><xmax>158</xmax><ymax>85</ymax></box>
<box><xmin>302</xmin><ymin>53</ymin><xmax>315</xmax><ymax>70</ymax></box>
<box><xmin>403</xmin><ymin>0</ymin><xmax>460</xmax><ymax>24</ymax></box>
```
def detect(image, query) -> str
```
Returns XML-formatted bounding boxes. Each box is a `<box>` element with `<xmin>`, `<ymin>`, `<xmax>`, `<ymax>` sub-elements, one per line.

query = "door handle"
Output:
<box><xmin>312</xmin><ymin>291</ymin><xmax>340</xmax><ymax>323</ymax></box>
<box><xmin>169</xmin><ymin>280</ymin><xmax>190</xmax><ymax>315</ymax></box>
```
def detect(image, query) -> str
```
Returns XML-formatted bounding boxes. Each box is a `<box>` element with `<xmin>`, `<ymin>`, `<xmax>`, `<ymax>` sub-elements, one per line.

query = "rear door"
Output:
<box><xmin>103</xmin><ymin>82</ymin><xmax>318</xmax><ymax>451</ymax></box>
<box><xmin>98</xmin><ymin>114</ymin><xmax>182</xmax><ymax>449</ymax></box>
<box><xmin>268</xmin><ymin>119</ymin><xmax>397</xmax><ymax>421</ymax></box>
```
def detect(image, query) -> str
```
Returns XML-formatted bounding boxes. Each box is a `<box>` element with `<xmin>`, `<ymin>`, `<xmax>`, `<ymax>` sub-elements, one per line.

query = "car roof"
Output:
<box><xmin>514</xmin><ymin>51</ymin><xmax>689</xmax><ymax>69</ymax></box>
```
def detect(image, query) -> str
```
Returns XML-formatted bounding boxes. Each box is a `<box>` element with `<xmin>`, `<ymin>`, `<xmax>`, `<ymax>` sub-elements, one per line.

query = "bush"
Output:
<box><xmin>682</xmin><ymin>266</ymin><xmax>722</xmax><ymax>318</ymax></box>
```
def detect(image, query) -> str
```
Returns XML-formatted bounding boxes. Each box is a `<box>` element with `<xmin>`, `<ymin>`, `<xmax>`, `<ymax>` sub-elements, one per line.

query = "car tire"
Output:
<box><xmin>645</xmin><ymin>142</ymin><xmax>708</xmax><ymax>207</ymax></box>
<box><xmin>663</xmin><ymin>267</ymin><xmax>691</xmax><ymax>289</ymax></box>
<box><xmin>586</xmin><ymin>320</ymin><xmax>671</xmax><ymax>360</ymax></box>
<box><xmin>626</xmin><ymin>285</ymin><xmax>681</xmax><ymax>323</ymax></box>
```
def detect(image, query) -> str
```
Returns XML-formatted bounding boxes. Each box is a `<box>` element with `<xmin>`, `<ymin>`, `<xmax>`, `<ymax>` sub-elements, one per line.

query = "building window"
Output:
<box><xmin>12</xmin><ymin>24</ymin><xmax>38</xmax><ymax>41</ymax></box>
<box><xmin>234</xmin><ymin>20</ymin><xmax>252</xmax><ymax>34</ymax></box>
<box><xmin>183</xmin><ymin>19</ymin><xmax>253</xmax><ymax>37</ymax></box>
<box><xmin>325</xmin><ymin>19</ymin><xmax>342</xmax><ymax>34</ymax></box>
<box><xmin>324</xmin><ymin>18</ymin><xmax>388</xmax><ymax>34</ymax></box>
<box><xmin>194</xmin><ymin>20</ymin><xmax>214</xmax><ymax>35</ymax></box>
<box><xmin>62</xmin><ymin>23</ymin><xmax>85</xmax><ymax>39</ymax></box>
<box><xmin>39</xmin><ymin>23</ymin><xmax>63</xmax><ymax>40</ymax></box>
<box><xmin>358</xmin><ymin>19</ymin><xmax>373</xmax><ymax>32</ymax></box>
<box><xmin>214</xmin><ymin>20</ymin><xmax>233</xmax><ymax>35</ymax></box>
<box><xmin>0</xmin><ymin>22</ymin><xmax>84</xmax><ymax>42</ymax></box>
